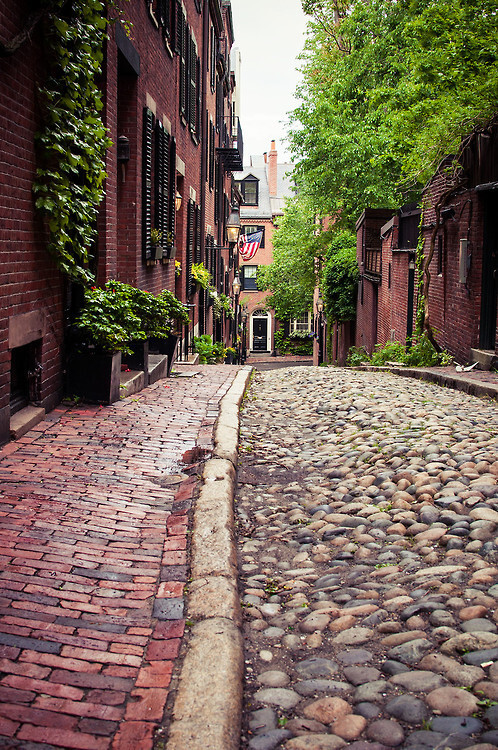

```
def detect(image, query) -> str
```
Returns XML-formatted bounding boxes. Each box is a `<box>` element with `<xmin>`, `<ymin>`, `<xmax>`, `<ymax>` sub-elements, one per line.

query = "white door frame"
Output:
<box><xmin>250</xmin><ymin>309</ymin><xmax>272</xmax><ymax>352</ymax></box>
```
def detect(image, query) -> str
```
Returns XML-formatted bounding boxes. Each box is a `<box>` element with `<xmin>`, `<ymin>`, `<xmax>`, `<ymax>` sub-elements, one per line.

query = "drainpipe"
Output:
<box><xmin>407</xmin><ymin>253</ymin><xmax>416</xmax><ymax>341</ymax></box>
<box><xmin>200</xmin><ymin>0</ymin><xmax>209</xmax><ymax>263</ymax></box>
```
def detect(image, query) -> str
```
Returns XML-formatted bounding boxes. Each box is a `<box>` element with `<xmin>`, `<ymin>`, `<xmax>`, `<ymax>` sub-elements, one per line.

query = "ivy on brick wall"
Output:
<box><xmin>33</xmin><ymin>0</ymin><xmax>111</xmax><ymax>284</ymax></box>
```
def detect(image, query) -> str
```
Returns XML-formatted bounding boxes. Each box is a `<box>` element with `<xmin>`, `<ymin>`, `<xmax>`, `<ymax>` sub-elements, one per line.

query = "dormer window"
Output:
<box><xmin>235</xmin><ymin>175</ymin><xmax>259</xmax><ymax>206</ymax></box>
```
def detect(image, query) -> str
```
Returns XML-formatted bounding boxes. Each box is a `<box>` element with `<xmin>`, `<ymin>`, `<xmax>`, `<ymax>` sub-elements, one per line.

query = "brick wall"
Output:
<box><xmin>0</xmin><ymin>0</ymin><xmax>239</xmax><ymax>445</ymax></box>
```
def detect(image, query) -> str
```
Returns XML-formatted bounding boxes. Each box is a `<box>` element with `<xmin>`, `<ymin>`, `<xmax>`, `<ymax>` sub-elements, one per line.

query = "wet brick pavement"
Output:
<box><xmin>0</xmin><ymin>365</ymin><xmax>240</xmax><ymax>750</ymax></box>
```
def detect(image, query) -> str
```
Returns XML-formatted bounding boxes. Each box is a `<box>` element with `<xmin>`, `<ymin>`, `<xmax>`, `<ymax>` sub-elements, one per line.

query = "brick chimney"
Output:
<box><xmin>268</xmin><ymin>140</ymin><xmax>277</xmax><ymax>197</ymax></box>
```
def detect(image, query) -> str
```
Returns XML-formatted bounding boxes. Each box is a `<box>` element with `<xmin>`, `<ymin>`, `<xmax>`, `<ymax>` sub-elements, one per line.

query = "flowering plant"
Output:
<box><xmin>191</xmin><ymin>263</ymin><xmax>211</xmax><ymax>289</ymax></box>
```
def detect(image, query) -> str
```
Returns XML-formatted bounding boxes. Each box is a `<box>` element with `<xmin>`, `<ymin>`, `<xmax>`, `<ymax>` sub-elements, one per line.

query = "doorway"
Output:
<box><xmin>479</xmin><ymin>193</ymin><xmax>498</xmax><ymax>350</ymax></box>
<box><xmin>251</xmin><ymin>310</ymin><xmax>270</xmax><ymax>352</ymax></box>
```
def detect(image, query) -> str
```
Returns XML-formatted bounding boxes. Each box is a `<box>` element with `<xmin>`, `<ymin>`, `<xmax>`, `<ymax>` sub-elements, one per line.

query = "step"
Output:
<box><xmin>148</xmin><ymin>354</ymin><xmax>168</xmax><ymax>384</ymax></box>
<box><xmin>119</xmin><ymin>369</ymin><xmax>145</xmax><ymax>398</ymax></box>
<box><xmin>470</xmin><ymin>348</ymin><xmax>498</xmax><ymax>371</ymax></box>
<box><xmin>10</xmin><ymin>405</ymin><xmax>46</xmax><ymax>440</ymax></box>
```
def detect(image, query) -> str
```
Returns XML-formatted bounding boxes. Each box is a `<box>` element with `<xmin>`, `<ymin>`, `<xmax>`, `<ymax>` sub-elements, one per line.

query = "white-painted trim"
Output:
<box><xmin>250</xmin><ymin>309</ymin><xmax>272</xmax><ymax>352</ymax></box>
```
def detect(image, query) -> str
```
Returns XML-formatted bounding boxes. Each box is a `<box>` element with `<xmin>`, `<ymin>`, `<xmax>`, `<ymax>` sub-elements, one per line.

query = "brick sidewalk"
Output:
<box><xmin>0</xmin><ymin>366</ymin><xmax>240</xmax><ymax>749</ymax></box>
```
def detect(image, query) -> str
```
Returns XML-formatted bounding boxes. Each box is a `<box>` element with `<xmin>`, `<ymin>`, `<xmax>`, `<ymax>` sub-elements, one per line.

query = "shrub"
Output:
<box><xmin>193</xmin><ymin>335</ymin><xmax>227</xmax><ymax>363</ymax></box>
<box><xmin>74</xmin><ymin>281</ymin><xmax>189</xmax><ymax>354</ymax></box>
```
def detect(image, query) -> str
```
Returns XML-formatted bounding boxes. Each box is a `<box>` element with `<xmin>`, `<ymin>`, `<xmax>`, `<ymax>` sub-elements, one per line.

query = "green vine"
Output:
<box><xmin>33</xmin><ymin>0</ymin><xmax>111</xmax><ymax>284</ymax></box>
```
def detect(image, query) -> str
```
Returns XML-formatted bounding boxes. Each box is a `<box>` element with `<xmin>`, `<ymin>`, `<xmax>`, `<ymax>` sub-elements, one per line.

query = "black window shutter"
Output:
<box><xmin>209</xmin><ymin>121</ymin><xmax>215</xmax><ymax>189</ymax></box>
<box><xmin>155</xmin><ymin>0</ymin><xmax>166</xmax><ymax>27</ymax></box>
<box><xmin>194</xmin><ymin>204</ymin><xmax>201</xmax><ymax>264</ymax></box>
<box><xmin>154</xmin><ymin>121</ymin><xmax>165</xmax><ymax>238</ymax></box>
<box><xmin>214</xmin><ymin>160</ymin><xmax>219</xmax><ymax>223</ymax></box>
<box><xmin>142</xmin><ymin>107</ymin><xmax>154</xmax><ymax>261</ymax></box>
<box><xmin>174</xmin><ymin>0</ymin><xmax>182</xmax><ymax>54</ymax></box>
<box><xmin>196</xmin><ymin>57</ymin><xmax>201</xmax><ymax>138</ymax></box>
<box><xmin>179</xmin><ymin>13</ymin><xmax>187</xmax><ymax>118</ymax></box>
<box><xmin>189</xmin><ymin>37</ymin><xmax>197</xmax><ymax>133</ymax></box>
<box><xmin>186</xmin><ymin>199</ymin><xmax>194</xmax><ymax>296</ymax></box>
<box><xmin>168</xmin><ymin>137</ymin><xmax>176</xmax><ymax>246</ymax></box>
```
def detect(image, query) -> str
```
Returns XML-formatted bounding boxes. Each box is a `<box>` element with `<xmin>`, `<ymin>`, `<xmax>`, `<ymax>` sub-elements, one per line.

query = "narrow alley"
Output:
<box><xmin>237</xmin><ymin>366</ymin><xmax>498</xmax><ymax>750</ymax></box>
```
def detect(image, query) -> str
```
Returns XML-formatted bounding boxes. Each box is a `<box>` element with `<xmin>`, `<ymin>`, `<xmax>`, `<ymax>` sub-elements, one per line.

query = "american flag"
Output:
<box><xmin>238</xmin><ymin>230</ymin><xmax>263</xmax><ymax>261</ymax></box>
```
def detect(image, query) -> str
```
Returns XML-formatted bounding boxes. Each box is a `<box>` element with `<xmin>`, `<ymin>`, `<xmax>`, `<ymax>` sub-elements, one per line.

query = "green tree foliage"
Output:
<box><xmin>293</xmin><ymin>0</ymin><xmax>498</xmax><ymax>229</ymax></box>
<box><xmin>257</xmin><ymin>196</ymin><xmax>317</xmax><ymax>320</ymax></box>
<box><xmin>322</xmin><ymin>230</ymin><xmax>359</xmax><ymax>322</ymax></box>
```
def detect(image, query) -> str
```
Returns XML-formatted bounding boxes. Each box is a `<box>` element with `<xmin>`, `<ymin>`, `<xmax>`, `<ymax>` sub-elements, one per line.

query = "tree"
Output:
<box><xmin>257</xmin><ymin>196</ymin><xmax>317</xmax><ymax>321</ymax></box>
<box><xmin>322</xmin><ymin>230</ymin><xmax>358</xmax><ymax>322</ymax></box>
<box><xmin>293</xmin><ymin>0</ymin><xmax>498</xmax><ymax>230</ymax></box>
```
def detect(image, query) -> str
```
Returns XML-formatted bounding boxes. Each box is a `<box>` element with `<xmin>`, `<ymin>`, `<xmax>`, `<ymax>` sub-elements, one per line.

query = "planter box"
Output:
<box><xmin>151</xmin><ymin>245</ymin><xmax>164</xmax><ymax>260</ymax></box>
<box><xmin>66</xmin><ymin>351</ymin><xmax>121</xmax><ymax>404</ymax></box>
<box><xmin>148</xmin><ymin>333</ymin><xmax>179</xmax><ymax>376</ymax></box>
<box><xmin>122</xmin><ymin>339</ymin><xmax>149</xmax><ymax>373</ymax></box>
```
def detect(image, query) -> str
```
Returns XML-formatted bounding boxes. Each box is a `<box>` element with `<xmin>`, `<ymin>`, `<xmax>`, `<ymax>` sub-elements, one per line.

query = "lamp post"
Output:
<box><xmin>316</xmin><ymin>294</ymin><xmax>324</xmax><ymax>365</ymax></box>
<box><xmin>232</xmin><ymin>273</ymin><xmax>241</xmax><ymax>363</ymax></box>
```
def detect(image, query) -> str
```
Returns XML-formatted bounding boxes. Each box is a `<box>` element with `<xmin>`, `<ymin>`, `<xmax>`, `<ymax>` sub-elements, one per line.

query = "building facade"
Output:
<box><xmin>0</xmin><ymin>0</ymin><xmax>243</xmax><ymax>446</ymax></box>
<box><xmin>354</xmin><ymin>122</ymin><xmax>498</xmax><ymax>366</ymax></box>
<box><xmin>234</xmin><ymin>141</ymin><xmax>292</xmax><ymax>354</ymax></box>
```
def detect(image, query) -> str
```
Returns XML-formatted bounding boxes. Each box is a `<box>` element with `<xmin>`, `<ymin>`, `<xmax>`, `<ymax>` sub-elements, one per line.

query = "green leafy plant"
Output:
<box><xmin>274</xmin><ymin>328</ymin><xmax>313</xmax><ymax>355</ymax></box>
<box><xmin>346</xmin><ymin>346</ymin><xmax>369</xmax><ymax>366</ymax></box>
<box><xmin>151</xmin><ymin>228</ymin><xmax>163</xmax><ymax>245</ymax></box>
<box><xmin>73</xmin><ymin>281</ymin><xmax>189</xmax><ymax>354</ymax></box>
<box><xmin>193</xmin><ymin>335</ymin><xmax>227</xmax><ymax>364</ymax></box>
<box><xmin>352</xmin><ymin>333</ymin><xmax>453</xmax><ymax>368</ymax></box>
<box><xmin>33</xmin><ymin>0</ymin><xmax>111</xmax><ymax>284</ymax></box>
<box><xmin>209</xmin><ymin>289</ymin><xmax>234</xmax><ymax>320</ymax></box>
<box><xmin>191</xmin><ymin>263</ymin><xmax>211</xmax><ymax>290</ymax></box>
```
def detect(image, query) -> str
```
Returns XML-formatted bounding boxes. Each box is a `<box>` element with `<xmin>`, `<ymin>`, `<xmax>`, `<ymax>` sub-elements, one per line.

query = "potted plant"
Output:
<box><xmin>191</xmin><ymin>263</ymin><xmax>211</xmax><ymax>290</ymax></box>
<box><xmin>150</xmin><ymin>228</ymin><xmax>164</xmax><ymax>260</ymax></box>
<box><xmin>67</xmin><ymin>281</ymin><xmax>190</xmax><ymax>402</ymax></box>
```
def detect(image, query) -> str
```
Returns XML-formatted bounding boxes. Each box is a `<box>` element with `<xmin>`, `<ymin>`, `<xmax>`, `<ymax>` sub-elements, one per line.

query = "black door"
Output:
<box><xmin>253</xmin><ymin>318</ymin><xmax>268</xmax><ymax>351</ymax></box>
<box><xmin>480</xmin><ymin>193</ymin><xmax>498</xmax><ymax>350</ymax></box>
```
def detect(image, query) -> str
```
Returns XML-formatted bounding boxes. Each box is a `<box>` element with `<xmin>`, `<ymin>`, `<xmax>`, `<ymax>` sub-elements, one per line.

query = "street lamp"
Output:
<box><xmin>232</xmin><ymin>274</ymin><xmax>241</xmax><ymax>297</ymax></box>
<box><xmin>232</xmin><ymin>274</ymin><xmax>242</xmax><ymax>363</ymax></box>
<box><xmin>226</xmin><ymin>205</ymin><xmax>241</xmax><ymax>245</ymax></box>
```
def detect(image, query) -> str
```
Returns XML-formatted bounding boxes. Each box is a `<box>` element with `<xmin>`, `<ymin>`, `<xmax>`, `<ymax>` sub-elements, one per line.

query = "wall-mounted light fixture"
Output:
<box><xmin>226</xmin><ymin>205</ymin><xmax>241</xmax><ymax>245</ymax></box>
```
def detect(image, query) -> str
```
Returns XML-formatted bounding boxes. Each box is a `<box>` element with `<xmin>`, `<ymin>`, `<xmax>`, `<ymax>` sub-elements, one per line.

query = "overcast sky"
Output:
<box><xmin>229</xmin><ymin>0</ymin><xmax>308</xmax><ymax>163</ymax></box>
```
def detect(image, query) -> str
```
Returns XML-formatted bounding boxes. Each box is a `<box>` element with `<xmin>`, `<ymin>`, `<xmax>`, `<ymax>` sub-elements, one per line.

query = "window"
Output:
<box><xmin>142</xmin><ymin>107</ymin><xmax>176</xmax><ymax>261</ymax></box>
<box><xmin>291</xmin><ymin>313</ymin><xmax>312</xmax><ymax>332</ymax></box>
<box><xmin>241</xmin><ymin>225</ymin><xmax>265</xmax><ymax>248</ymax></box>
<box><xmin>241</xmin><ymin>265</ymin><xmax>258</xmax><ymax>291</ymax></box>
<box><xmin>235</xmin><ymin>176</ymin><xmax>259</xmax><ymax>206</ymax></box>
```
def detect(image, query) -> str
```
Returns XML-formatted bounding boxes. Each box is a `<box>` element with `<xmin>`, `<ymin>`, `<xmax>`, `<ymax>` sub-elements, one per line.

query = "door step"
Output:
<box><xmin>470</xmin><ymin>348</ymin><xmax>498</xmax><ymax>371</ymax></box>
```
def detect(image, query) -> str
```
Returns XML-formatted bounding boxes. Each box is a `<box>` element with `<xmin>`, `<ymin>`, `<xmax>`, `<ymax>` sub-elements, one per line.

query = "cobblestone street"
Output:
<box><xmin>237</xmin><ymin>367</ymin><xmax>498</xmax><ymax>750</ymax></box>
<box><xmin>0</xmin><ymin>365</ymin><xmax>239</xmax><ymax>750</ymax></box>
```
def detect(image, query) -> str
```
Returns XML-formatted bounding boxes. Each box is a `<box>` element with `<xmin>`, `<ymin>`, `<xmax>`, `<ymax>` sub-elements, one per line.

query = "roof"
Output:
<box><xmin>233</xmin><ymin>159</ymin><xmax>294</xmax><ymax>221</ymax></box>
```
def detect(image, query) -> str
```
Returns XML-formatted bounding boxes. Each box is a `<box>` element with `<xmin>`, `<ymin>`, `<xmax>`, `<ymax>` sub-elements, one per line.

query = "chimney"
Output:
<box><xmin>268</xmin><ymin>140</ymin><xmax>277</xmax><ymax>197</ymax></box>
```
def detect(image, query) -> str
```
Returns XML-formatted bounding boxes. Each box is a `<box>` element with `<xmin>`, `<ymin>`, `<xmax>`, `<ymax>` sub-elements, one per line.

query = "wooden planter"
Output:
<box><xmin>66</xmin><ymin>351</ymin><xmax>122</xmax><ymax>404</ymax></box>
<box><xmin>122</xmin><ymin>339</ymin><xmax>149</xmax><ymax>373</ymax></box>
<box><xmin>148</xmin><ymin>333</ymin><xmax>179</xmax><ymax>376</ymax></box>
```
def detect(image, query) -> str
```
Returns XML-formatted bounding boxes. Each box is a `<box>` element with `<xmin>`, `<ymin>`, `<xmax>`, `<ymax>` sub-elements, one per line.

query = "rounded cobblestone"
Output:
<box><xmin>237</xmin><ymin>367</ymin><xmax>498</xmax><ymax>749</ymax></box>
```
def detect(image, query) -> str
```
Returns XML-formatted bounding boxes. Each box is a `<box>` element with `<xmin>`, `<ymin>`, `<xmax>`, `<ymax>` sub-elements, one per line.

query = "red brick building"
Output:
<box><xmin>234</xmin><ymin>141</ymin><xmax>293</xmax><ymax>354</ymax></box>
<box><xmin>355</xmin><ymin>123</ymin><xmax>498</xmax><ymax>366</ymax></box>
<box><xmin>0</xmin><ymin>0</ymin><xmax>243</xmax><ymax>446</ymax></box>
